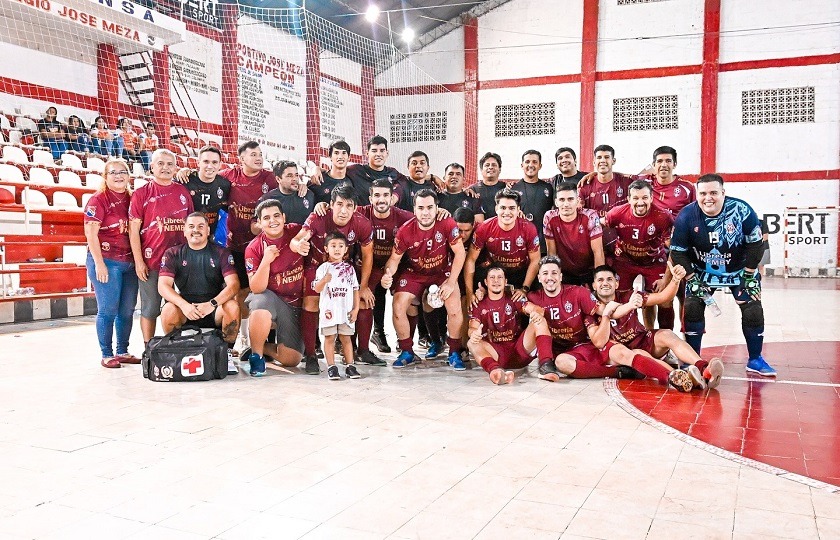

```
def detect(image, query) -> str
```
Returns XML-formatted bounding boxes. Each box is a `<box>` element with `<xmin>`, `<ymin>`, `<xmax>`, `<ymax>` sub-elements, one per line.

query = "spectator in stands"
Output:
<box><xmin>118</xmin><ymin>117</ymin><xmax>140</xmax><ymax>163</ymax></box>
<box><xmin>138</xmin><ymin>122</ymin><xmax>159</xmax><ymax>172</ymax></box>
<box><xmin>129</xmin><ymin>148</ymin><xmax>194</xmax><ymax>344</ymax></box>
<box><xmin>90</xmin><ymin>116</ymin><xmax>120</xmax><ymax>157</ymax></box>
<box><xmin>66</xmin><ymin>115</ymin><xmax>92</xmax><ymax>154</ymax></box>
<box><xmin>37</xmin><ymin>106</ymin><xmax>67</xmax><ymax>160</ymax></box>
<box><xmin>83</xmin><ymin>158</ymin><xmax>139</xmax><ymax>368</ymax></box>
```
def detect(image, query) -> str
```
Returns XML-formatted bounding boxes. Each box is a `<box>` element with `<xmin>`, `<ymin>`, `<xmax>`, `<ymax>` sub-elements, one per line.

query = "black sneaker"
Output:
<box><xmin>345</xmin><ymin>364</ymin><xmax>361</xmax><ymax>379</ymax></box>
<box><xmin>315</xmin><ymin>345</ymin><xmax>324</xmax><ymax>359</ymax></box>
<box><xmin>616</xmin><ymin>366</ymin><xmax>646</xmax><ymax>379</ymax></box>
<box><xmin>304</xmin><ymin>355</ymin><xmax>320</xmax><ymax>375</ymax></box>
<box><xmin>327</xmin><ymin>365</ymin><xmax>340</xmax><ymax>380</ymax></box>
<box><xmin>538</xmin><ymin>361</ymin><xmax>560</xmax><ymax>382</ymax></box>
<box><xmin>371</xmin><ymin>331</ymin><xmax>392</xmax><ymax>353</ymax></box>
<box><xmin>357</xmin><ymin>349</ymin><xmax>387</xmax><ymax>366</ymax></box>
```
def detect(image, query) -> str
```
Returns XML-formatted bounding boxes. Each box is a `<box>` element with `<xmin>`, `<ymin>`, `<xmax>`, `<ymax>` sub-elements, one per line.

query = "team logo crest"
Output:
<box><xmin>182</xmin><ymin>260</ymin><xmax>188</xmax><ymax>266</ymax></box>
<box><xmin>616</xmin><ymin>187</ymin><xmax>624</xmax><ymax>198</ymax></box>
<box><xmin>516</xmin><ymin>236</ymin><xmax>524</xmax><ymax>247</ymax></box>
<box><xmin>564</xmin><ymin>301</ymin><xmax>573</xmax><ymax>313</ymax></box>
<box><xmin>578</xmin><ymin>225</ymin><xmax>584</xmax><ymax>234</ymax></box>
<box><xmin>161</xmin><ymin>256</ymin><xmax>166</xmax><ymax>266</ymax></box>
<box><xmin>505</xmin><ymin>304</ymin><xmax>513</xmax><ymax>315</ymax></box>
<box><xmin>347</xmin><ymin>230</ymin><xmax>356</xmax><ymax>242</ymax></box>
<box><xmin>726</xmin><ymin>222</ymin><xmax>736</xmax><ymax>234</ymax></box>
<box><xmin>262</xmin><ymin>183</ymin><xmax>269</xmax><ymax>193</ymax></box>
<box><xmin>209</xmin><ymin>257</ymin><xmax>215</xmax><ymax>268</ymax></box>
<box><xmin>228</xmin><ymin>255</ymin><xmax>234</xmax><ymax>265</ymax></box>
<box><xmin>245</xmin><ymin>258</ymin><xmax>254</xmax><ymax>272</ymax></box>
<box><xmin>303</xmin><ymin>199</ymin><xmax>310</xmax><ymax>209</ymax></box>
<box><xmin>325</xmin><ymin>309</ymin><xmax>333</xmax><ymax>320</ymax></box>
<box><xmin>144</xmin><ymin>247</ymin><xmax>152</xmax><ymax>259</ymax></box>
<box><xmin>190</xmin><ymin>190</ymin><xmax>196</xmax><ymax>196</ymax></box>
<box><xmin>160</xmin><ymin>365</ymin><xmax>173</xmax><ymax>379</ymax></box>
<box><xmin>399</xmin><ymin>278</ymin><xmax>408</xmax><ymax>287</ymax></box>
<box><xmin>544</xmin><ymin>188</ymin><xmax>550</xmax><ymax>197</ymax></box>
<box><xmin>217</xmin><ymin>188</ymin><xmax>224</xmax><ymax>199</ymax></box>
<box><xmin>647</xmin><ymin>224</ymin><xmax>656</xmax><ymax>236</ymax></box>
<box><xmin>435</xmin><ymin>231</ymin><xmax>443</xmax><ymax>243</ymax></box>
<box><xmin>180</xmin><ymin>194</ymin><xmax>187</xmax><ymax>205</ymax></box>
<box><xmin>85</xmin><ymin>206</ymin><xmax>96</xmax><ymax>217</ymax></box>
<box><xmin>461</xmin><ymin>200</ymin><xmax>469</xmax><ymax>208</ymax></box>
<box><xmin>101</xmin><ymin>242</ymin><xmax>110</xmax><ymax>252</ymax></box>
<box><xmin>451</xmin><ymin>227</ymin><xmax>460</xmax><ymax>239</ymax></box>
<box><xmin>674</xmin><ymin>186</ymin><xmax>682</xmax><ymax>197</ymax></box>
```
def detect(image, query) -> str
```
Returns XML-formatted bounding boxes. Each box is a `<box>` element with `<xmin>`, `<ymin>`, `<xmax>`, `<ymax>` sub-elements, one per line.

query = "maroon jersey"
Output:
<box><xmin>527</xmin><ymin>286</ymin><xmax>599</xmax><ymax>351</ymax></box>
<box><xmin>645</xmin><ymin>175</ymin><xmax>696</xmax><ymax>216</ymax></box>
<box><xmin>220</xmin><ymin>167</ymin><xmax>274</xmax><ymax>253</ymax></box>
<box><xmin>393</xmin><ymin>216</ymin><xmax>461</xmax><ymax>275</ymax></box>
<box><xmin>543</xmin><ymin>208</ymin><xmax>602</xmax><ymax>276</ymax></box>
<box><xmin>586</xmin><ymin>290</ymin><xmax>649</xmax><ymax>346</ymax></box>
<box><xmin>302</xmin><ymin>210</ymin><xmax>373</xmax><ymax>268</ymax></box>
<box><xmin>128</xmin><ymin>181</ymin><xmax>194</xmax><ymax>270</ymax></box>
<box><xmin>470</xmin><ymin>294</ymin><xmax>526</xmax><ymax>344</ymax></box>
<box><xmin>578</xmin><ymin>173</ymin><xmax>632</xmax><ymax>251</ymax></box>
<box><xmin>604</xmin><ymin>203</ymin><xmax>674</xmax><ymax>266</ymax></box>
<box><xmin>84</xmin><ymin>190</ymin><xmax>132</xmax><ymax>262</ymax></box>
<box><xmin>244</xmin><ymin>226</ymin><xmax>305</xmax><ymax>307</ymax></box>
<box><xmin>357</xmin><ymin>205</ymin><xmax>414</xmax><ymax>267</ymax></box>
<box><xmin>471</xmin><ymin>217</ymin><xmax>540</xmax><ymax>271</ymax></box>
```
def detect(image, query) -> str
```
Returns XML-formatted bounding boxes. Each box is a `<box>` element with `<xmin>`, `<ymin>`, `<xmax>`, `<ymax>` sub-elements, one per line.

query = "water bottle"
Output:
<box><xmin>702</xmin><ymin>292</ymin><xmax>722</xmax><ymax>317</ymax></box>
<box><xmin>427</xmin><ymin>284</ymin><xmax>444</xmax><ymax>309</ymax></box>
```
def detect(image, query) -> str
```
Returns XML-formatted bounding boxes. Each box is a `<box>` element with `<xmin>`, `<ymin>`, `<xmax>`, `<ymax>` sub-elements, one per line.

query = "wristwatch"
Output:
<box><xmin>209</xmin><ymin>298</ymin><xmax>219</xmax><ymax>308</ymax></box>
<box><xmin>521</xmin><ymin>285</ymin><xmax>531</xmax><ymax>293</ymax></box>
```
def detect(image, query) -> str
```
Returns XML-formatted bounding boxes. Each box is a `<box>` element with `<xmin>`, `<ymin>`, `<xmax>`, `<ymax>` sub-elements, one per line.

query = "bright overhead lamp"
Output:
<box><xmin>401</xmin><ymin>27</ymin><xmax>415</xmax><ymax>43</ymax></box>
<box><xmin>365</xmin><ymin>5</ymin><xmax>380</xmax><ymax>22</ymax></box>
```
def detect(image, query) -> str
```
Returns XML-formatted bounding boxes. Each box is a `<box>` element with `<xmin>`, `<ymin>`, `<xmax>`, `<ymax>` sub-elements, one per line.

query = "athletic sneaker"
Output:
<box><xmin>357</xmin><ymin>349</ymin><xmax>387</xmax><ymax>366</ymax></box>
<box><xmin>448</xmin><ymin>351</ymin><xmax>466</xmax><ymax>371</ymax></box>
<box><xmin>345</xmin><ymin>364</ymin><xmax>361</xmax><ymax>379</ymax></box>
<box><xmin>616</xmin><ymin>366</ymin><xmax>645</xmax><ymax>379</ymax></box>
<box><xmin>393</xmin><ymin>350</ymin><xmax>418</xmax><ymax>368</ymax></box>
<box><xmin>663</xmin><ymin>351</ymin><xmax>680</xmax><ymax>368</ymax></box>
<box><xmin>705</xmin><ymin>358</ymin><xmax>725</xmax><ymax>389</ymax></box>
<box><xmin>686</xmin><ymin>365</ymin><xmax>707</xmax><ymax>390</ymax></box>
<box><xmin>746</xmin><ymin>356</ymin><xmax>777</xmax><ymax>377</ymax></box>
<box><xmin>249</xmin><ymin>352</ymin><xmax>266</xmax><ymax>377</ymax></box>
<box><xmin>418</xmin><ymin>336</ymin><xmax>431</xmax><ymax>349</ymax></box>
<box><xmin>668</xmin><ymin>369</ymin><xmax>694</xmax><ymax>392</ymax></box>
<box><xmin>304</xmin><ymin>355</ymin><xmax>320</xmax><ymax>375</ymax></box>
<box><xmin>227</xmin><ymin>350</ymin><xmax>238</xmax><ymax>375</ymax></box>
<box><xmin>425</xmin><ymin>341</ymin><xmax>443</xmax><ymax>359</ymax></box>
<box><xmin>538</xmin><ymin>361</ymin><xmax>560</xmax><ymax>382</ymax></box>
<box><xmin>315</xmin><ymin>345</ymin><xmax>324</xmax><ymax>359</ymax></box>
<box><xmin>327</xmin><ymin>365</ymin><xmax>341</xmax><ymax>380</ymax></box>
<box><xmin>371</xmin><ymin>331</ymin><xmax>392</xmax><ymax>353</ymax></box>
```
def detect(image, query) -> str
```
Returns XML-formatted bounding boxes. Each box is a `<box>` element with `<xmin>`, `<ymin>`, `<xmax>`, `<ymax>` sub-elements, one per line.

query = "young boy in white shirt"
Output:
<box><xmin>313</xmin><ymin>231</ymin><xmax>361</xmax><ymax>380</ymax></box>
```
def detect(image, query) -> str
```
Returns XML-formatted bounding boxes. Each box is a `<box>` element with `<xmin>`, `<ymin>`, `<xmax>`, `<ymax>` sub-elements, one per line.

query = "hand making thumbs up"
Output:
<box><xmin>381</xmin><ymin>266</ymin><xmax>394</xmax><ymax>289</ymax></box>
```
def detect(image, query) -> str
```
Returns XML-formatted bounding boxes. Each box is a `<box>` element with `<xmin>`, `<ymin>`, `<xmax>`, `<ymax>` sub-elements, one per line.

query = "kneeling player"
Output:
<box><xmin>590</xmin><ymin>264</ymin><xmax>724</xmax><ymax>390</ymax></box>
<box><xmin>467</xmin><ymin>266</ymin><xmax>554</xmax><ymax>385</ymax></box>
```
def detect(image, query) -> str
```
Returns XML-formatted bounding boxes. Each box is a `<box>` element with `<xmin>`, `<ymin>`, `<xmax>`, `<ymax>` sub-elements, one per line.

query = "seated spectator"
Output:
<box><xmin>37</xmin><ymin>106</ymin><xmax>67</xmax><ymax>160</ymax></box>
<box><xmin>90</xmin><ymin>116</ymin><xmax>120</xmax><ymax>157</ymax></box>
<box><xmin>159</xmin><ymin>212</ymin><xmax>241</xmax><ymax>375</ymax></box>
<box><xmin>118</xmin><ymin>118</ymin><xmax>139</xmax><ymax>163</ymax></box>
<box><xmin>66</xmin><ymin>115</ymin><xmax>93</xmax><ymax>154</ymax></box>
<box><xmin>138</xmin><ymin>122</ymin><xmax>159</xmax><ymax>172</ymax></box>
<box><xmin>82</xmin><ymin>158</ymin><xmax>139</xmax><ymax>368</ymax></box>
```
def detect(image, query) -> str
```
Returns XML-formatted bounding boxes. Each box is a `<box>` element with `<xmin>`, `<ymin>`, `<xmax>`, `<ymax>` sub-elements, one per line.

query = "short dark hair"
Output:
<box><xmin>555</xmin><ymin>147</ymin><xmax>577</xmax><ymax>161</ymax></box>
<box><xmin>593</xmin><ymin>144</ymin><xmax>615</xmax><ymax>157</ymax></box>
<box><xmin>407</xmin><ymin>150</ymin><xmax>429</xmax><ymax>165</ymax></box>
<box><xmin>653</xmin><ymin>145</ymin><xmax>677</xmax><ymax>165</ymax></box>
<box><xmin>479</xmin><ymin>152</ymin><xmax>502</xmax><ymax>169</ymax></box>
<box><xmin>186</xmin><ymin>211</ymin><xmax>209</xmax><ymax>224</ymax></box>
<box><xmin>273</xmin><ymin>160</ymin><xmax>298</xmax><ymax>178</ymax></box>
<box><xmin>697</xmin><ymin>173</ymin><xmax>724</xmax><ymax>187</ymax></box>
<box><xmin>592</xmin><ymin>264</ymin><xmax>617</xmax><ymax>279</ymax></box>
<box><xmin>414</xmin><ymin>188</ymin><xmax>438</xmax><ymax>205</ymax></box>
<box><xmin>484</xmin><ymin>264</ymin><xmax>507</xmax><ymax>281</ymax></box>
<box><xmin>539</xmin><ymin>255</ymin><xmax>563</xmax><ymax>271</ymax></box>
<box><xmin>198</xmin><ymin>146</ymin><xmax>222</xmax><ymax>159</ymax></box>
<box><xmin>453</xmin><ymin>207</ymin><xmax>475</xmax><ymax>224</ymax></box>
<box><xmin>324</xmin><ymin>231</ymin><xmax>348</xmax><ymax>246</ymax></box>
<box><xmin>628</xmin><ymin>179</ymin><xmax>652</xmax><ymax>195</ymax></box>
<box><xmin>555</xmin><ymin>181</ymin><xmax>578</xmax><ymax>195</ymax></box>
<box><xmin>444</xmin><ymin>163</ymin><xmax>465</xmax><ymax>175</ymax></box>
<box><xmin>329</xmin><ymin>139</ymin><xmax>351</xmax><ymax>155</ymax></box>
<box><xmin>367</xmin><ymin>135</ymin><xmax>388</xmax><ymax>150</ymax></box>
<box><xmin>331</xmin><ymin>183</ymin><xmax>357</xmax><ymax>204</ymax></box>
<box><xmin>238</xmin><ymin>141</ymin><xmax>260</xmax><ymax>155</ymax></box>
<box><xmin>369</xmin><ymin>178</ymin><xmax>393</xmax><ymax>193</ymax></box>
<box><xmin>495</xmin><ymin>187</ymin><xmax>521</xmax><ymax>206</ymax></box>
<box><xmin>145</xmin><ymin>122</ymin><xmax>156</xmax><ymax>129</ymax></box>
<box><xmin>522</xmin><ymin>149</ymin><xmax>542</xmax><ymax>163</ymax></box>
<box><xmin>255</xmin><ymin>198</ymin><xmax>284</xmax><ymax>219</ymax></box>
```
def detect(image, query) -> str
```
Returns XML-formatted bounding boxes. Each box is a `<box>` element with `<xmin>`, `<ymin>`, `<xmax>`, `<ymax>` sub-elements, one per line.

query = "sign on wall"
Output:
<box><xmin>169</xmin><ymin>32</ymin><xmax>222</xmax><ymax>124</ymax></box>
<box><xmin>177</xmin><ymin>0</ymin><xmax>221</xmax><ymax>30</ymax></box>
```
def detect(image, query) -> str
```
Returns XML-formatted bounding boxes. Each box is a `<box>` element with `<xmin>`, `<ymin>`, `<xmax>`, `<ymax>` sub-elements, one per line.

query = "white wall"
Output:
<box><xmin>320</xmin><ymin>52</ymin><xmax>362</xmax><ymax>88</ymax></box>
<box><xmin>169</xmin><ymin>32</ymin><xmax>223</xmax><ymax>125</ymax></box>
<box><xmin>717</xmin><ymin>64</ymin><xmax>840</xmax><ymax>173</ymax></box>
<box><xmin>376</xmin><ymin>28</ymin><xmax>465</xmax><ymax>89</ymax></box>
<box><xmin>478</xmin><ymin>0</ymin><xmax>582</xmax><ymax>81</ymax></box>
<box><xmin>0</xmin><ymin>42</ymin><xmax>98</xmax><ymax>98</ymax></box>
<box><xmin>593</xmin><ymin>74</ymin><xmax>702</xmax><ymax>173</ymax></box>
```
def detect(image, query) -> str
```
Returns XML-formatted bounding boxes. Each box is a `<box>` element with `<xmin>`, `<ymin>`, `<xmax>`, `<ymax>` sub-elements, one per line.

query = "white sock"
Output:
<box><xmin>239</xmin><ymin>318</ymin><xmax>250</xmax><ymax>349</ymax></box>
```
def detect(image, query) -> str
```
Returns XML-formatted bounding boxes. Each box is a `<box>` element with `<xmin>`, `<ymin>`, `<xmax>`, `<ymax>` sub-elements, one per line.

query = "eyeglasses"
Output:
<box><xmin>106</xmin><ymin>170</ymin><xmax>129</xmax><ymax>176</ymax></box>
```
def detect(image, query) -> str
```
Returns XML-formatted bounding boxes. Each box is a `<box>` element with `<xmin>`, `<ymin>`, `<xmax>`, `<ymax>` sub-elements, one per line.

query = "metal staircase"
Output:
<box><xmin>117</xmin><ymin>52</ymin><xmax>155</xmax><ymax>107</ymax></box>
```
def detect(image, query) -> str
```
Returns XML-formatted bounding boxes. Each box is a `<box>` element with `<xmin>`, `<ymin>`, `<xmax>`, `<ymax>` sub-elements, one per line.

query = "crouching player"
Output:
<box><xmin>466</xmin><ymin>266</ymin><xmax>555</xmax><ymax>385</ymax></box>
<box><xmin>589</xmin><ymin>264</ymin><xmax>724</xmax><ymax>391</ymax></box>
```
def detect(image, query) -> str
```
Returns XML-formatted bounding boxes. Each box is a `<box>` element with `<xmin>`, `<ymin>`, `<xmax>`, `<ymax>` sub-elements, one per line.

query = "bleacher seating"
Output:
<box><xmin>28</xmin><ymin>167</ymin><xmax>55</xmax><ymax>186</ymax></box>
<box><xmin>58</xmin><ymin>170</ymin><xmax>83</xmax><ymax>187</ymax></box>
<box><xmin>31</xmin><ymin>149</ymin><xmax>55</xmax><ymax>167</ymax></box>
<box><xmin>86</xmin><ymin>156</ymin><xmax>105</xmax><ymax>173</ymax></box>
<box><xmin>60</xmin><ymin>153</ymin><xmax>85</xmax><ymax>170</ymax></box>
<box><xmin>86</xmin><ymin>173</ymin><xmax>104</xmax><ymax>190</ymax></box>
<box><xmin>52</xmin><ymin>191</ymin><xmax>80</xmax><ymax>210</ymax></box>
<box><xmin>21</xmin><ymin>188</ymin><xmax>49</xmax><ymax>209</ymax></box>
<box><xmin>81</xmin><ymin>193</ymin><xmax>93</xmax><ymax>207</ymax></box>
<box><xmin>2</xmin><ymin>145</ymin><xmax>29</xmax><ymax>164</ymax></box>
<box><xmin>0</xmin><ymin>163</ymin><xmax>25</xmax><ymax>183</ymax></box>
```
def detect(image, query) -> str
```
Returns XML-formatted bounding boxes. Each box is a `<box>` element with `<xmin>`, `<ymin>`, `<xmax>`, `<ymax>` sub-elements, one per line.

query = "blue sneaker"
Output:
<box><xmin>745</xmin><ymin>356</ymin><xmax>777</xmax><ymax>377</ymax></box>
<box><xmin>425</xmin><ymin>341</ymin><xmax>443</xmax><ymax>359</ymax></box>
<box><xmin>448</xmin><ymin>351</ymin><xmax>466</xmax><ymax>371</ymax></box>
<box><xmin>249</xmin><ymin>352</ymin><xmax>266</xmax><ymax>377</ymax></box>
<box><xmin>392</xmin><ymin>351</ymin><xmax>417</xmax><ymax>368</ymax></box>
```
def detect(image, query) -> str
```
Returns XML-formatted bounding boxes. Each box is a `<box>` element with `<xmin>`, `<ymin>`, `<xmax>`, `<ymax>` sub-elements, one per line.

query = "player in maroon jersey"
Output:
<box><xmin>590</xmin><ymin>265</ymin><xmax>724</xmax><ymax>390</ymax></box>
<box><xmin>290</xmin><ymin>184</ymin><xmax>373</xmax><ymax>375</ymax></box>
<box><xmin>602</xmin><ymin>180</ymin><xmax>674</xmax><ymax>329</ymax></box>
<box><xmin>381</xmin><ymin>189</ymin><xmax>467</xmax><ymax>370</ymax></box>
<box><xmin>356</xmin><ymin>179</ymin><xmax>414</xmax><ymax>361</ymax></box>
<box><xmin>577</xmin><ymin>144</ymin><xmax>633</xmax><ymax>258</ymax></box>
<box><xmin>464</xmin><ymin>188</ymin><xmax>540</xmax><ymax>308</ymax></box>
<box><xmin>544</xmin><ymin>181</ymin><xmax>605</xmax><ymax>285</ymax></box>
<box><xmin>467</xmin><ymin>266</ymin><xmax>555</xmax><ymax>385</ymax></box>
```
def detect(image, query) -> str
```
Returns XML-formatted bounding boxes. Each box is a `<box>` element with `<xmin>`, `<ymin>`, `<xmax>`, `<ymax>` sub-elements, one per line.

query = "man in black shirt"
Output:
<box><xmin>550</xmin><ymin>147</ymin><xmax>588</xmax><ymax>192</ymax></box>
<box><xmin>474</xmin><ymin>152</ymin><xmax>506</xmax><ymax>219</ymax></box>
<box><xmin>260</xmin><ymin>160</ymin><xmax>315</xmax><ymax>225</ymax></box>
<box><xmin>511</xmin><ymin>149</ymin><xmax>554</xmax><ymax>254</ymax></box>
<box><xmin>184</xmin><ymin>146</ymin><xmax>231</xmax><ymax>237</ymax></box>
<box><xmin>342</xmin><ymin>135</ymin><xmax>410</xmax><ymax>206</ymax></box>
<box><xmin>438</xmin><ymin>163</ymin><xmax>485</xmax><ymax>222</ymax></box>
<box><xmin>313</xmin><ymin>140</ymin><xmax>352</xmax><ymax>205</ymax></box>
<box><xmin>396</xmin><ymin>150</ymin><xmax>441</xmax><ymax>211</ymax></box>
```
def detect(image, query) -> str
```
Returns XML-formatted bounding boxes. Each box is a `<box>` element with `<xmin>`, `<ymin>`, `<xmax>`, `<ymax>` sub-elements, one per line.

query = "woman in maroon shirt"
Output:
<box><xmin>83</xmin><ymin>158</ymin><xmax>139</xmax><ymax>368</ymax></box>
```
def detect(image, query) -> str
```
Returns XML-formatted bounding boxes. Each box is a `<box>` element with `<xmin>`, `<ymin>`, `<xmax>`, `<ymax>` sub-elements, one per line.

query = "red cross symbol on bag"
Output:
<box><xmin>181</xmin><ymin>355</ymin><xmax>205</xmax><ymax>377</ymax></box>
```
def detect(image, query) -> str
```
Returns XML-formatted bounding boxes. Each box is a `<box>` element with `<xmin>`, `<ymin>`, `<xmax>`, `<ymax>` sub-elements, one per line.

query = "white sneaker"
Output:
<box><xmin>227</xmin><ymin>352</ymin><xmax>238</xmax><ymax>375</ymax></box>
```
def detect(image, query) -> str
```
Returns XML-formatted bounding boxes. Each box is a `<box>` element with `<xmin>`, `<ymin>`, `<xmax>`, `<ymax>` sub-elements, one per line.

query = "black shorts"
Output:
<box><xmin>230</xmin><ymin>251</ymin><xmax>249</xmax><ymax>290</ymax></box>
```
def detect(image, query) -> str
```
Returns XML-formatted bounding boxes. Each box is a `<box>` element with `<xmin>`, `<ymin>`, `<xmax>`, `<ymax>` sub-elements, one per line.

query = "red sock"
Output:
<box><xmin>536</xmin><ymin>335</ymin><xmax>554</xmax><ymax>366</ymax></box>
<box><xmin>408</xmin><ymin>313</ymin><xmax>418</xmax><ymax>339</ymax></box>
<box><xmin>631</xmin><ymin>354</ymin><xmax>671</xmax><ymax>382</ymax></box>
<box><xmin>658</xmin><ymin>305</ymin><xmax>675</xmax><ymax>330</ymax></box>
<box><xmin>398</xmin><ymin>338</ymin><xmax>414</xmax><ymax>355</ymax></box>
<box><xmin>302</xmin><ymin>310</ymin><xmax>318</xmax><ymax>356</ymax></box>
<box><xmin>479</xmin><ymin>356</ymin><xmax>501</xmax><ymax>374</ymax></box>
<box><xmin>570</xmin><ymin>361</ymin><xmax>618</xmax><ymax>378</ymax></box>
<box><xmin>694</xmin><ymin>359</ymin><xmax>708</xmax><ymax>372</ymax></box>
<box><xmin>356</xmin><ymin>308</ymin><xmax>372</xmax><ymax>353</ymax></box>
<box><xmin>446</xmin><ymin>337</ymin><xmax>461</xmax><ymax>355</ymax></box>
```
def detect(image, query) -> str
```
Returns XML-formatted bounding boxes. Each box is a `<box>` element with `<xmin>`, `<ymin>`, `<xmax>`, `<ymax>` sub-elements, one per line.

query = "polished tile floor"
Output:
<box><xmin>0</xmin><ymin>276</ymin><xmax>838</xmax><ymax>539</ymax></box>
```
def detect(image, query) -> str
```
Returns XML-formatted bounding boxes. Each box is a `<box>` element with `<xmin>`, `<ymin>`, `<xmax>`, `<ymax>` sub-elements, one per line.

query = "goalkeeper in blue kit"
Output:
<box><xmin>669</xmin><ymin>174</ymin><xmax>776</xmax><ymax>377</ymax></box>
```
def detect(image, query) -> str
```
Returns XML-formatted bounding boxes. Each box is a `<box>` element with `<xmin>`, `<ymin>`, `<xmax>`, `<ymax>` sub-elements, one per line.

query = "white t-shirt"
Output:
<box><xmin>315</xmin><ymin>261</ymin><xmax>359</xmax><ymax>329</ymax></box>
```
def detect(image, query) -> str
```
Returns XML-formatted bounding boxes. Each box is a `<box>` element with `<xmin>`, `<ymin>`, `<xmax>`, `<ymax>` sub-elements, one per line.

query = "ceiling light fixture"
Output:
<box><xmin>365</xmin><ymin>5</ymin><xmax>380</xmax><ymax>22</ymax></box>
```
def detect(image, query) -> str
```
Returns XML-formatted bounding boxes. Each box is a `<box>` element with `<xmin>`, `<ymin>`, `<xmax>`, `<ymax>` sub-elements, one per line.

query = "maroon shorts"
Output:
<box><xmin>303</xmin><ymin>265</ymin><xmax>320</xmax><ymax>298</ymax></box>
<box><xmin>393</xmin><ymin>270</ymin><xmax>451</xmax><ymax>298</ymax></box>
<box><xmin>367</xmin><ymin>266</ymin><xmax>384</xmax><ymax>291</ymax></box>
<box><xmin>557</xmin><ymin>342</ymin><xmax>609</xmax><ymax>366</ymax></box>
<box><xmin>624</xmin><ymin>329</ymin><xmax>660</xmax><ymax>356</ymax></box>
<box><xmin>489</xmin><ymin>332</ymin><xmax>534</xmax><ymax>370</ymax></box>
<box><xmin>613</xmin><ymin>257</ymin><xmax>666</xmax><ymax>293</ymax></box>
